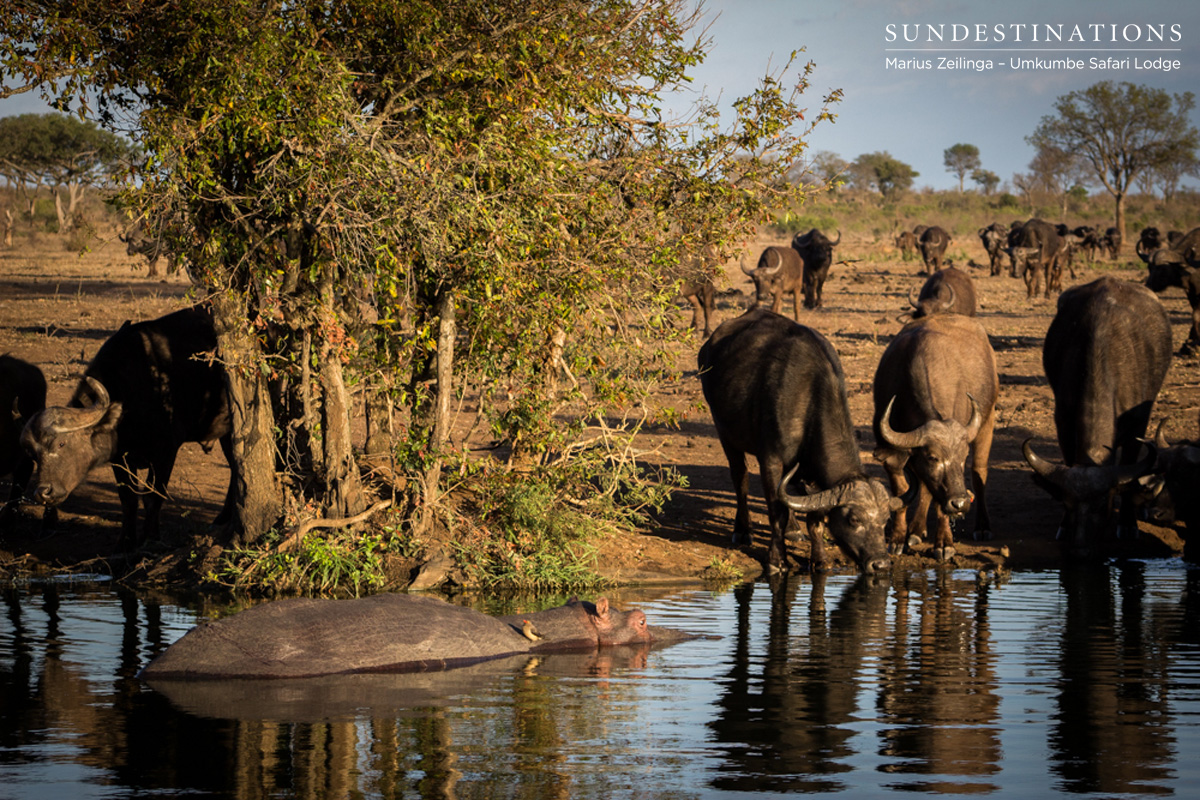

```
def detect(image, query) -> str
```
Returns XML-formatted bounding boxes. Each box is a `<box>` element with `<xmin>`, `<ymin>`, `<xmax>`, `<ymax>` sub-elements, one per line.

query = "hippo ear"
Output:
<box><xmin>593</xmin><ymin>597</ymin><xmax>610</xmax><ymax>619</ymax></box>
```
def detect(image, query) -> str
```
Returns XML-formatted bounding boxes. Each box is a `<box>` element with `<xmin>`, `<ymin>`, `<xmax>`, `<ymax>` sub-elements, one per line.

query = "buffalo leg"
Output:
<box><xmin>112</xmin><ymin>464</ymin><xmax>142</xmax><ymax>551</ymax></box>
<box><xmin>139</xmin><ymin>451</ymin><xmax>178</xmax><ymax>546</ymax></box>
<box><xmin>933</xmin><ymin>511</ymin><xmax>956</xmax><ymax>562</ymax></box>
<box><xmin>971</xmin><ymin>411</ymin><xmax>995</xmax><ymax>541</ymax></box>
<box><xmin>722</xmin><ymin>445</ymin><xmax>752</xmax><ymax>546</ymax></box>
<box><xmin>906</xmin><ymin>484</ymin><xmax>934</xmax><ymax>547</ymax></box>
<box><xmin>756</xmin><ymin>454</ymin><xmax>788</xmax><ymax>572</ymax></box>
<box><xmin>214</xmin><ymin>433</ymin><xmax>237</xmax><ymax>527</ymax></box>
<box><xmin>877</xmin><ymin>448</ymin><xmax>910</xmax><ymax>555</ymax></box>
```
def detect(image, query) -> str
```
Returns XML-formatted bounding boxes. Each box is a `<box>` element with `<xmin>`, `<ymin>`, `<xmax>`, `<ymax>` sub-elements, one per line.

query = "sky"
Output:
<box><xmin>666</xmin><ymin>0</ymin><xmax>1200</xmax><ymax>191</ymax></box>
<box><xmin>3</xmin><ymin>0</ymin><xmax>1199</xmax><ymax>193</ymax></box>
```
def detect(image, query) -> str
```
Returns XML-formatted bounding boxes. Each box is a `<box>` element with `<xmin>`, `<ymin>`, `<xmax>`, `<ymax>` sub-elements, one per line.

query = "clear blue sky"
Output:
<box><xmin>3</xmin><ymin>0</ymin><xmax>1198</xmax><ymax>192</ymax></box>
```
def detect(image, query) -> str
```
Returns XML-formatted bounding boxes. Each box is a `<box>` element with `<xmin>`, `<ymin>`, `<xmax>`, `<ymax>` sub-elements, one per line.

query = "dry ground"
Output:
<box><xmin>0</xmin><ymin>228</ymin><xmax>1195</xmax><ymax>586</ymax></box>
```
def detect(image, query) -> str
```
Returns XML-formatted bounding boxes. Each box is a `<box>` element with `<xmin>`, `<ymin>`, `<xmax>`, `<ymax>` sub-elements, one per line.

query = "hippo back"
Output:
<box><xmin>141</xmin><ymin>594</ymin><xmax>531</xmax><ymax>679</ymax></box>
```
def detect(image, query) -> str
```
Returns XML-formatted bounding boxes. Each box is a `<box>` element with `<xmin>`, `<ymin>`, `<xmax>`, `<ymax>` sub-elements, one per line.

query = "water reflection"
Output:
<box><xmin>2</xmin><ymin>568</ymin><xmax>1200</xmax><ymax>798</ymax></box>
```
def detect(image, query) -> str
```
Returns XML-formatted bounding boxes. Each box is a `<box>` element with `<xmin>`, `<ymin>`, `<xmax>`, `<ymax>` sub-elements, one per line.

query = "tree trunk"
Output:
<box><xmin>417</xmin><ymin>289</ymin><xmax>456</xmax><ymax>535</ymax></box>
<box><xmin>52</xmin><ymin>188</ymin><xmax>68</xmax><ymax>232</ymax></box>
<box><xmin>1114</xmin><ymin>191</ymin><xmax>1126</xmax><ymax>247</ymax></box>
<box><xmin>211</xmin><ymin>291</ymin><xmax>282</xmax><ymax>546</ymax></box>
<box><xmin>319</xmin><ymin>336</ymin><xmax>364</xmax><ymax>519</ymax></box>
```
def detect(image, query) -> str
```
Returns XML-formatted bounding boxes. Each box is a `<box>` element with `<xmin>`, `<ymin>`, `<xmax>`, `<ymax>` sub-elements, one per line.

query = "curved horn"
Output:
<box><xmin>878</xmin><ymin>396</ymin><xmax>930</xmax><ymax>451</ymax></box>
<box><xmin>47</xmin><ymin>377</ymin><xmax>111</xmax><ymax>434</ymax></box>
<box><xmin>1153</xmin><ymin>418</ymin><xmax>1170</xmax><ymax>449</ymax></box>
<box><xmin>1112</xmin><ymin>443</ymin><xmax>1159</xmax><ymax>486</ymax></box>
<box><xmin>1022</xmin><ymin>439</ymin><xmax>1068</xmax><ymax>487</ymax></box>
<box><xmin>908</xmin><ymin>284</ymin><xmax>921</xmax><ymax>309</ymax></box>
<box><xmin>793</xmin><ymin>230</ymin><xmax>813</xmax><ymax>246</ymax></box>
<box><xmin>758</xmin><ymin>249</ymin><xmax>783</xmax><ymax>276</ymax></box>
<box><xmin>830</xmin><ymin>230</ymin><xmax>841</xmax><ymax>246</ymax></box>
<box><xmin>940</xmin><ymin>282</ymin><xmax>957</xmax><ymax>312</ymax></box>
<box><xmin>778</xmin><ymin>462</ymin><xmax>842</xmax><ymax>513</ymax></box>
<box><xmin>740</xmin><ymin>254</ymin><xmax>755</xmax><ymax>275</ymax></box>
<box><xmin>964</xmin><ymin>393</ymin><xmax>983</xmax><ymax>439</ymax></box>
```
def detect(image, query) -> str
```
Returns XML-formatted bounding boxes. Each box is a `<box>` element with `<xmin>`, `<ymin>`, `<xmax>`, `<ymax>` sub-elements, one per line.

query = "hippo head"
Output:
<box><xmin>516</xmin><ymin>597</ymin><xmax>654</xmax><ymax>651</ymax></box>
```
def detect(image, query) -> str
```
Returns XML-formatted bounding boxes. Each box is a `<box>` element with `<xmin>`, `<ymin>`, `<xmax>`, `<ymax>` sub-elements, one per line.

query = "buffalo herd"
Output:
<box><xmin>2</xmin><ymin>221</ymin><xmax>1200</xmax><ymax>578</ymax></box>
<box><xmin>698</xmin><ymin>222</ymin><xmax>1200</xmax><ymax>572</ymax></box>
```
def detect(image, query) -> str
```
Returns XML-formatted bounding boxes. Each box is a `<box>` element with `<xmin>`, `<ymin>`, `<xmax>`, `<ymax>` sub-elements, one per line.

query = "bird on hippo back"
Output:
<box><xmin>139</xmin><ymin>593</ymin><xmax>698</xmax><ymax>680</ymax></box>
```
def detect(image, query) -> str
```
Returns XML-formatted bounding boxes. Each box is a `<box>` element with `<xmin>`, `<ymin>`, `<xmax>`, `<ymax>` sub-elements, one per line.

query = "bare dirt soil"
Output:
<box><xmin>0</xmin><ymin>230</ymin><xmax>1195</xmax><ymax>587</ymax></box>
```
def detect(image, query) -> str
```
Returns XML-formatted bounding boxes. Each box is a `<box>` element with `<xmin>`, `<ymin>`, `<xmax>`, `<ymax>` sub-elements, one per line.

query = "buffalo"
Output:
<box><xmin>873</xmin><ymin>314</ymin><xmax>998</xmax><ymax>560</ymax></box>
<box><xmin>918</xmin><ymin>226</ymin><xmax>951</xmax><ymax>275</ymax></box>
<box><xmin>1142</xmin><ymin>226</ymin><xmax>1200</xmax><ymax>352</ymax></box>
<box><xmin>0</xmin><ymin>355</ymin><xmax>47</xmax><ymax>526</ymax></box>
<box><xmin>792</xmin><ymin>228</ymin><xmax>841</xmax><ymax>310</ymax></box>
<box><xmin>1102</xmin><ymin>226</ymin><xmax>1122</xmax><ymax>260</ymax></box>
<box><xmin>680</xmin><ymin>278</ymin><xmax>716</xmax><ymax>337</ymax></box>
<box><xmin>1007</xmin><ymin>218</ymin><xmax>1066</xmax><ymax>299</ymax></box>
<box><xmin>895</xmin><ymin>230</ymin><xmax>919</xmax><ymax>261</ymax></box>
<box><xmin>1140</xmin><ymin>420</ymin><xmax>1200</xmax><ymax>563</ymax></box>
<box><xmin>21</xmin><ymin>305</ymin><xmax>234</xmax><ymax>550</ymax></box>
<box><xmin>741</xmin><ymin>229</ymin><xmax>841</xmax><ymax>318</ymax></box>
<box><xmin>119</xmin><ymin>220</ymin><xmax>177</xmax><ymax>278</ymax></box>
<box><xmin>978</xmin><ymin>223</ymin><xmax>1008</xmax><ymax>276</ymax></box>
<box><xmin>698</xmin><ymin>308</ymin><xmax>898</xmax><ymax>574</ymax></box>
<box><xmin>1023</xmin><ymin>277</ymin><xmax>1172</xmax><ymax>551</ymax></box>
<box><xmin>908</xmin><ymin>266</ymin><xmax>977</xmax><ymax>319</ymax></box>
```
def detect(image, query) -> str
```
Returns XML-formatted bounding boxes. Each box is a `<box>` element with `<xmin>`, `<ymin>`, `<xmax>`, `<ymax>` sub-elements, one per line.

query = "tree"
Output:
<box><xmin>793</xmin><ymin>150</ymin><xmax>848</xmax><ymax>192</ymax></box>
<box><xmin>1028</xmin><ymin>81</ymin><xmax>1199</xmax><ymax>239</ymax></box>
<box><xmin>850</xmin><ymin>151</ymin><xmax>917</xmax><ymax>201</ymax></box>
<box><xmin>1</xmin><ymin>1</ymin><xmax>837</xmax><ymax>573</ymax></box>
<box><xmin>971</xmin><ymin>168</ymin><xmax>999</xmax><ymax>195</ymax></box>
<box><xmin>1027</xmin><ymin>144</ymin><xmax>1090</xmax><ymax>219</ymax></box>
<box><xmin>943</xmin><ymin>143</ymin><xmax>980</xmax><ymax>192</ymax></box>
<box><xmin>0</xmin><ymin>113</ymin><xmax>132</xmax><ymax>230</ymax></box>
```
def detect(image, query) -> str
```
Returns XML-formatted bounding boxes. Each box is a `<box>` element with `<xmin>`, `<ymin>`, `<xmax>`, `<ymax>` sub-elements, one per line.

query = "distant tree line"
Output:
<box><xmin>0</xmin><ymin>113</ymin><xmax>133</xmax><ymax>235</ymax></box>
<box><xmin>796</xmin><ymin>81</ymin><xmax>1199</xmax><ymax>240</ymax></box>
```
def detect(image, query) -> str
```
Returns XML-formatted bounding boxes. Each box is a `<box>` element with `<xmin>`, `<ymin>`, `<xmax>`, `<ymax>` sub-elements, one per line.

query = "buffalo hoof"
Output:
<box><xmin>935</xmin><ymin>546</ymin><xmax>956</xmax><ymax>562</ymax></box>
<box><xmin>972</xmin><ymin>528</ymin><xmax>993</xmax><ymax>542</ymax></box>
<box><xmin>906</xmin><ymin>534</ymin><xmax>923</xmax><ymax>549</ymax></box>
<box><xmin>730</xmin><ymin>529</ymin><xmax>751</xmax><ymax>547</ymax></box>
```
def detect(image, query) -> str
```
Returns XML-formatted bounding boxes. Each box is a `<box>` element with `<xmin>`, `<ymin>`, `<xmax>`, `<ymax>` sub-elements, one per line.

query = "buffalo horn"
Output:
<box><xmin>1153</xmin><ymin>418</ymin><xmax>1170</xmax><ymax>449</ymax></box>
<box><xmin>830</xmin><ymin>230</ymin><xmax>841</xmax><ymax>246</ymax></box>
<box><xmin>758</xmin><ymin>249</ymin><xmax>783</xmax><ymax>276</ymax></box>
<box><xmin>1111</xmin><ymin>443</ymin><xmax>1159</xmax><ymax>487</ymax></box>
<box><xmin>739</xmin><ymin>254</ymin><xmax>754</xmax><ymax>275</ymax></box>
<box><xmin>48</xmin><ymin>377</ymin><xmax>112</xmax><ymax>434</ymax></box>
<box><xmin>908</xmin><ymin>285</ymin><xmax>921</xmax><ymax>309</ymax></box>
<box><xmin>879</xmin><ymin>396</ymin><xmax>930</xmax><ymax>451</ymax></box>
<box><xmin>1022</xmin><ymin>439</ymin><xmax>1068</xmax><ymax>487</ymax></box>
<box><xmin>778</xmin><ymin>462</ymin><xmax>841</xmax><ymax>513</ymax></box>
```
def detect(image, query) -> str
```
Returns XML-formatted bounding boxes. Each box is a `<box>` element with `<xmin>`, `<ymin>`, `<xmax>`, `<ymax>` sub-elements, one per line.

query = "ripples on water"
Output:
<box><xmin>2</xmin><ymin>563</ymin><xmax>1200</xmax><ymax>798</ymax></box>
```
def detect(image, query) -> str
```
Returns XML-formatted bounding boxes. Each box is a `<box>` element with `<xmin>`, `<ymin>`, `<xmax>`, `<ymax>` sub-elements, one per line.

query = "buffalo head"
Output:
<box><xmin>21</xmin><ymin>377</ymin><xmax>123</xmax><ymax>507</ymax></box>
<box><xmin>1023</xmin><ymin>439</ymin><xmax>1157</xmax><ymax>546</ymax></box>
<box><xmin>778</xmin><ymin>464</ymin><xmax>898</xmax><ymax>574</ymax></box>
<box><xmin>878</xmin><ymin>395</ymin><xmax>981</xmax><ymax>518</ymax></box>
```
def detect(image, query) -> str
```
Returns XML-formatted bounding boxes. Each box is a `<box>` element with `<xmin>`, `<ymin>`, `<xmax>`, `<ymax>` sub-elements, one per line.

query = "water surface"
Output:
<box><xmin>2</xmin><ymin>562</ymin><xmax>1199</xmax><ymax>798</ymax></box>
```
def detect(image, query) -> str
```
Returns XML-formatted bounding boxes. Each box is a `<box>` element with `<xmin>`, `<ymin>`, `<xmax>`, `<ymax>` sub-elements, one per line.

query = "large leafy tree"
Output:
<box><xmin>850</xmin><ymin>151</ymin><xmax>917</xmax><ymax>201</ymax></box>
<box><xmin>1</xmin><ymin>1</ymin><xmax>835</xmax><ymax>561</ymax></box>
<box><xmin>0</xmin><ymin>113</ymin><xmax>132</xmax><ymax>229</ymax></box>
<box><xmin>1028</xmin><ymin>81</ymin><xmax>1199</xmax><ymax>240</ymax></box>
<box><xmin>942</xmin><ymin>143</ymin><xmax>980</xmax><ymax>192</ymax></box>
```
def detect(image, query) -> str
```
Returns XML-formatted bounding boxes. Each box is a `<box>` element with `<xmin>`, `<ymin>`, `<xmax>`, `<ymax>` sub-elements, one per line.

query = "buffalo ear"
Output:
<box><xmin>95</xmin><ymin>401</ymin><xmax>123</xmax><ymax>435</ymax></box>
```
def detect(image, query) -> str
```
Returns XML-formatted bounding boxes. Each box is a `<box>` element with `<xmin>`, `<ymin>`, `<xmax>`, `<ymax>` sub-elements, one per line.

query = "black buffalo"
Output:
<box><xmin>1023</xmin><ymin>277</ymin><xmax>1172</xmax><ymax>552</ymax></box>
<box><xmin>1140</xmin><ymin>420</ymin><xmax>1200</xmax><ymax>562</ymax></box>
<box><xmin>680</xmin><ymin>278</ymin><xmax>716</xmax><ymax>337</ymax></box>
<box><xmin>21</xmin><ymin>305</ymin><xmax>234</xmax><ymax>550</ymax></box>
<box><xmin>918</xmin><ymin>226</ymin><xmax>951</xmax><ymax>275</ymax></box>
<box><xmin>908</xmin><ymin>266</ymin><xmax>977</xmax><ymax>319</ymax></box>
<box><xmin>1007</xmin><ymin>218</ymin><xmax>1066</xmax><ymax>299</ymax></box>
<box><xmin>741</xmin><ymin>229</ymin><xmax>841</xmax><ymax>317</ymax></box>
<box><xmin>978</xmin><ymin>223</ymin><xmax>1008</xmax><ymax>276</ymax></box>
<box><xmin>0</xmin><ymin>355</ymin><xmax>47</xmax><ymax>526</ymax></box>
<box><xmin>698</xmin><ymin>308</ymin><xmax>897</xmax><ymax>573</ymax></box>
<box><xmin>873</xmin><ymin>314</ymin><xmax>998</xmax><ymax>560</ymax></box>
<box><xmin>1102</xmin><ymin>226</ymin><xmax>1122</xmax><ymax>260</ymax></box>
<box><xmin>1142</xmin><ymin>226</ymin><xmax>1200</xmax><ymax>352</ymax></box>
<box><xmin>119</xmin><ymin>220</ymin><xmax>178</xmax><ymax>278</ymax></box>
<box><xmin>792</xmin><ymin>228</ymin><xmax>841</xmax><ymax>310</ymax></box>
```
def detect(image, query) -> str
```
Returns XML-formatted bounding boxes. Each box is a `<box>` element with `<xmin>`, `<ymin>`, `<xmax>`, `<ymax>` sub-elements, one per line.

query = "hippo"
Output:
<box><xmin>139</xmin><ymin>593</ymin><xmax>691</xmax><ymax>680</ymax></box>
